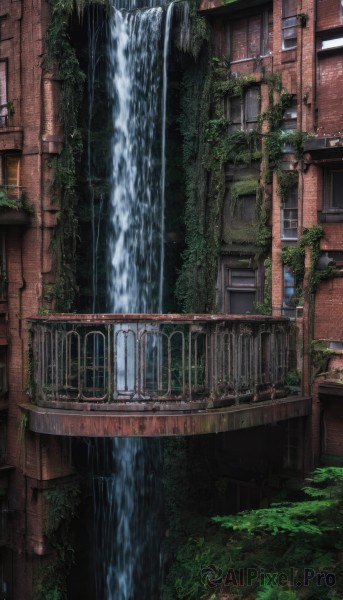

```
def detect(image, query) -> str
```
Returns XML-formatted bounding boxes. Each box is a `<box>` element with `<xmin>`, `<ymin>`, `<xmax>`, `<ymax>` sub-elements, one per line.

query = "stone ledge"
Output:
<box><xmin>21</xmin><ymin>396</ymin><xmax>311</xmax><ymax>437</ymax></box>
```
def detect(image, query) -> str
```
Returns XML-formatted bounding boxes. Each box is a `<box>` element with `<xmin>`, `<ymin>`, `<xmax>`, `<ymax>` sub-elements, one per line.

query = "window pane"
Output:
<box><xmin>282</xmin><ymin>17</ymin><xmax>297</xmax><ymax>49</ymax></box>
<box><xmin>242</xmin><ymin>195</ymin><xmax>256</xmax><ymax>221</ymax></box>
<box><xmin>283</xmin><ymin>266</ymin><xmax>296</xmax><ymax>306</ymax></box>
<box><xmin>283</xmin><ymin>187</ymin><xmax>297</xmax><ymax>208</ymax></box>
<box><xmin>6</xmin><ymin>156</ymin><xmax>20</xmax><ymax>187</ymax></box>
<box><xmin>282</xmin><ymin>98</ymin><xmax>297</xmax><ymax>130</ymax></box>
<box><xmin>332</xmin><ymin>172</ymin><xmax>343</xmax><ymax>209</ymax></box>
<box><xmin>0</xmin><ymin>62</ymin><xmax>7</xmax><ymax>126</ymax></box>
<box><xmin>228</xmin><ymin>96</ymin><xmax>241</xmax><ymax>132</ymax></box>
<box><xmin>245</xmin><ymin>87</ymin><xmax>259</xmax><ymax>130</ymax></box>
<box><xmin>231</xmin><ymin>269</ymin><xmax>255</xmax><ymax>287</ymax></box>
<box><xmin>230</xmin><ymin>291</ymin><xmax>256</xmax><ymax>314</ymax></box>
<box><xmin>322</xmin><ymin>37</ymin><xmax>343</xmax><ymax>50</ymax></box>
<box><xmin>282</xmin><ymin>185</ymin><xmax>298</xmax><ymax>239</ymax></box>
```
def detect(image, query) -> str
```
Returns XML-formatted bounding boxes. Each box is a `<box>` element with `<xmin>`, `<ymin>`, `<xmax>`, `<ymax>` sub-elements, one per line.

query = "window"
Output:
<box><xmin>282</xmin><ymin>97</ymin><xmax>297</xmax><ymax>131</ymax></box>
<box><xmin>282</xmin><ymin>0</ymin><xmax>297</xmax><ymax>50</ymax></box>
<box><xmin>0</xmin><ymin>61</ymin><xmax>7</xmax><ymax>126</ymax></box>
<box><xmin>282</xmin><ymin>265</ymin><xmax>296</xmax><ymax>317</ymax></box>
<box><xmin>240</xmin><ymin>195</ymin><xmax>256</xmax><ymax>221</ymax></box>
<box><xmin>226</xmin><ymin>268</ymin><xmax>257</xmax><ymax>314</ymax></box>
<box><xmin>0</xmin><ymin>155</ymin><xmax>20</xmax><ymax>199</ymax></box>
<box><xmin>320</xmin><ymin>37</ymin><xmax>343</xmax><ymax>50</ymax></box>
<box><xmin>230</xmin><ymin>11</ymin><xmax>272</xmax><ymax>61</ymax></box>
<box><xmin>227</xmin><ymin>87</ymin><xmax>259</xmax><ymax>133</ymax></box>
<box><xmin>324</xmin><ymin>170</ymin><xmax>343</xmax><ymax>211</ymax></box>
<box><xmin>281</xmin><ymin>185</ymin><xmax>298</xmax><ymax>239</ymax></box>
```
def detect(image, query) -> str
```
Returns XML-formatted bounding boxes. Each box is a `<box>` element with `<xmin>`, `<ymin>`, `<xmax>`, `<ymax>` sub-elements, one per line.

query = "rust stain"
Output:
<box><xmin>21</xmin><ymin>397</ymin><xmax>312</xmax><ymax>438</ymax></box>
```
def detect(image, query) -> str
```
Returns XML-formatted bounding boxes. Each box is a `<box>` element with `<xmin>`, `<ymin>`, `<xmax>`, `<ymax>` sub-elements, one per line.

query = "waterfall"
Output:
<box><xmin>90</xmin><ymin>1</ymin><xmax>174</xmax><ymax>598</ymax></box>
<box><xmin>107</xmin><ymin>4</ymin><xmax>165</xmax><ymax>314</ymax></box>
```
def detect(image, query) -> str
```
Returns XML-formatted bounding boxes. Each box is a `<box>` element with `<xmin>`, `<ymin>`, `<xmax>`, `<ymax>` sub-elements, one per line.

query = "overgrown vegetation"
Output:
<box><xmin>281</xmin><ymin>225</ymin><xmax>336</xmax><ymax>304</ymax></box>
<box><xmin>255</xmin><ymin>256</ymin><xmax>272</xmax><ymax>314</ymax></box>
<box><xmin>44</xmin><ymin>0</ymin><xmax>86</xmax><ymax>311</ymax></box>
<box><xmin>164</xmin><ymin>467</ymin><xmax>343</xmax><ymax>600</ymax></box>
<box><xmin>176</xmin><ymin>57</ymin><xmax>267</xmax><ymax>311</ymax></box>
<box><xmin>175</xmin><ymin>43</ymin><xmax>219</xmax><ymax>312</ymax></box>
<box><xmin>310</xmin><ymin>340</ymin><xmax>335</xmax><ymax>375</ymax></box>
<box><xmin>34</xmin><ymin>481</ymin><xmax>81</xmax><ymax>600</ymax></box>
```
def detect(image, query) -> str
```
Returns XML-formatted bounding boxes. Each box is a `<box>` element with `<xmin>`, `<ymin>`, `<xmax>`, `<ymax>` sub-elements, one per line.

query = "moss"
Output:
<box><xmin>277</xmin><ymin>170</ymin><xmax>298</xmax><ymax>203</ymax></box>
<box><xmin>175</xmin><ymin>47</ymin><xmax>219</xmax><ymax>313</ymax></box>
<box><xmin>280</xmin><ymin>225</ymin><xmax>337</xmax><ymax>308</ymax></box>
<box><xmin>34</xmin><ymin>481</ymin><xmax>81</xmax><ymax>600</ymax></box>
<box><xmin>310</xmin><ymin>340</ymin><xmax>335</xmax><ymax>375</ymax></box>
<box><xmin>255</xmin><ymin>256</ymin><xmax>272</xmax><ymax>315</ymax></box>
<box><xmin>44</xmin><ymin>1</ymin><xmax>86</xmax><ymax>311</ymax></box>
<box><xmin>231</xmin><ymin>179</ymin><xmax>259</xmax><ymax>202</ymax></box>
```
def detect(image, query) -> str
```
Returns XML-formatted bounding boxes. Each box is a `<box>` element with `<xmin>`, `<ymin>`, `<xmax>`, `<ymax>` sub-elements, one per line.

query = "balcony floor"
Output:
<box><xmin>21</xmin><ymin>396</ymin><xmax>311</xmax><ymax>437</ymax></box>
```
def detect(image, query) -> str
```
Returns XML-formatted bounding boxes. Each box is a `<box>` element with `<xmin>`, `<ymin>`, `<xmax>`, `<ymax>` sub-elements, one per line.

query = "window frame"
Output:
<box><xmin>282</xmin><ymin>264</ymin><xmax>296</xmax><ymax>317</ymax></box>
<box><xmin>281</xmin><ymin>184</ymin><xmax>298</xmax><ymax>240</ymax></box>
<box><xmin>282</xmin><ymin>97</ymin><xmax>297</xmax><ymax>131</ymax></box>
<box><xmin>323</xmin><ymin>169</ymin><xmax>343</xmax><ymax>213</ymax></box>
<box><xmin>0</xmin><ymin>60</ymin><xmax>8</xmax><ymax>127</ymax></box>
<box><xmin>282</xmin><ymin>0</ymin><xmax>297</xmax><ymax>50</ymax></box>
<box><xmin>226</xmin><ymin>86</ymin><xmax>260</xmax><ymax>133</ymax></box>
<box><xmin>0</xmin><ymin>154</ymin><xmax>20</xmax><ymax>200</ymax></box>
<box><xmin>229</xmin><ymin>9</ymin><xmax>272</xmax><ymax>62</ymax></box>
<box><xmin>225</xmin><ymin>267</ymin><xmax>257</xmax><ymax>315</ymax></box>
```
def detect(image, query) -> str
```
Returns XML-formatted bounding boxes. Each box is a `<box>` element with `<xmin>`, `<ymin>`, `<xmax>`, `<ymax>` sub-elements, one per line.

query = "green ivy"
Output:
<box><xmin>255</xmin><ymin>256</ymin><xmax>272</xmax><ymax>315</ymax></box>
<box><xmin>44</xmin><ymin>1</ymin><xmax>86</xmax><ymax>311</ymax></box>
<box><xmin>280</xmin><ymin>225</ymin><xmax>336</xmax><ymax>299</ymax></box>
<box><xmin>277</xmin><ymin>170</ymin><xmax>298</xmax><ymax>203</ymax></box>
<box><xmin>310</xmin><ymin>340</ymin><xmax>335</xmax><ymax>375</ymax></box>
<box><xmin>34</xmin><ymin>481</ymin><xmax>81</xmax><ymax>600</ymax></box>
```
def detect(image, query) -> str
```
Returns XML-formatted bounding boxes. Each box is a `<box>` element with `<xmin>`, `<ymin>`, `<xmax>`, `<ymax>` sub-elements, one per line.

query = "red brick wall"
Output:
<box><xmin>314</xmin><ymin>278</ymin><xmax>343</xmax><ymax>339</ymax></box>
<box><xmin>317</xmin><ymin>0</ymin><xmax>342</xmax><ymax>31</ymax></box>
<box><xmin>0</xmin><ymin>2</ymin><xmax>73</xmax><ymax>589</ymax></box>
<box><xmin>317</xmin><ymin>54</ymin><xmax>343</xmax><ymax>135</ymax></box>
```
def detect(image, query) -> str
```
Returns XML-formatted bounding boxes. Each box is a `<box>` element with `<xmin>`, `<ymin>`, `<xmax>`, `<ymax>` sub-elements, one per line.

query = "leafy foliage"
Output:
<box><xmin>164</xmin><ymin>468</ymin><xmax>343</xmax><ymax>600</ymax></box>
<box><xmin>34</xmin><ymin>482</ymin><xmax>81</xmax><ymax>600</ymax></box>
<box><xmin>44</xmin><ymin>1</ymin><xmax>86</xmax><ymax>311</ymax></box>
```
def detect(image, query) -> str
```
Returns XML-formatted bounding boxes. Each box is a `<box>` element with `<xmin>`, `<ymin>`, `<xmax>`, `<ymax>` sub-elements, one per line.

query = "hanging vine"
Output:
<box><xmin>44</xmin><ymin>0</ymin><xmax>86</xmax><ymax>311</ymax></box>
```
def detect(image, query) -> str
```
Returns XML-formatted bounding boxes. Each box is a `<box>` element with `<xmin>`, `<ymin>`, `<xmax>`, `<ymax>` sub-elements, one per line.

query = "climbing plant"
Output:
<box><xmin>34</xmin><ymin>481</ymin><xmax>81</xmax><ymax>600</ymax></box>
<box><xmin>281</xmin><ymin>224</ymin><xmax>336</xmax><ymax>301</ymax></box>
<box><xmin>44</xmin><ymin>0</ymin><xmax>86</xmax><ymax>311</ymax></box>
<box><xmin>176</xmin><ymin>62</ymin><xmax>264</xmax><ymax>311</ymax></box>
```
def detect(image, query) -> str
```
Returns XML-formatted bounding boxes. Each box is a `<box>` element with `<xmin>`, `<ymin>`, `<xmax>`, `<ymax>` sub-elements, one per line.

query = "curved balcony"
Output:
<box><xmin>28</xmin><ymin>313</ymin><xmax>294</xmax><ymax>408</ymax></box>
<box><xmin>22</xmin><ymin>314</ymin><xmax>311</xmax><ymax>437</ymax></box>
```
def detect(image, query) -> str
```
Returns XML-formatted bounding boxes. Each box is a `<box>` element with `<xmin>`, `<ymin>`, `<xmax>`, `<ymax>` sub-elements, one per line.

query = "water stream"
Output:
<box><xmin>90</xmin><ymin>1</ymin><xmax>173</xmax><ymax>597</ymax></box>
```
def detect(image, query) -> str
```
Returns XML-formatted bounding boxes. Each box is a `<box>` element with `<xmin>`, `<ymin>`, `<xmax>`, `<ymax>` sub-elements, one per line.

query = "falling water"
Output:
<box><xmin>90</xmin><ymin>0</ymin><xmax>174</xmax><ymax>598</ymax></box>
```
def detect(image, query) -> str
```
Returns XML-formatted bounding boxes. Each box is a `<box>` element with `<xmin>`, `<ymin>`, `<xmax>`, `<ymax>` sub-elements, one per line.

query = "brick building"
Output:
<box><xmin>0</xmin><ymin>0</ymin><xmax>342</xmax><ymax>597</ymax></box>
<box><xmin>200</xmin><ymin>0</ymin><xmax>343</xmax><ymax>464</ymax></box>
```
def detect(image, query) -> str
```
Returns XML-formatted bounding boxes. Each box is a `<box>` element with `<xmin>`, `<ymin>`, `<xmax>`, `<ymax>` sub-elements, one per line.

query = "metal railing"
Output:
<box><xmin>28</xmin><ymin>314</ymin><xmax>291</xmax><ymax>405</ymax></box>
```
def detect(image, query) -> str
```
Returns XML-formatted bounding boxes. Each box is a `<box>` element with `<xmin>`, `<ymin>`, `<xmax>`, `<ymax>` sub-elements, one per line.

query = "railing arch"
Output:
<box><xmin>28</xmin><ymin>314</ymin><xmax>292</xmax><ymax>407</ymax></box>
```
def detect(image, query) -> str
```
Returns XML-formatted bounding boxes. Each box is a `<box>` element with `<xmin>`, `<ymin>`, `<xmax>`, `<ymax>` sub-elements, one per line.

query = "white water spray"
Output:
<box><xmin>91</xmin><ymin>1</ymin><xmax>174</xmax><ymax>598</ymax></box>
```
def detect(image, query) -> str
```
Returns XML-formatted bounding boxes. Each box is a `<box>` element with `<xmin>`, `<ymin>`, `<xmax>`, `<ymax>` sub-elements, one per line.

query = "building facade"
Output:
<box><xmin>0</xmin><ymin>0</ymin><xmax>342</xmax><ymax>597</ymax></box>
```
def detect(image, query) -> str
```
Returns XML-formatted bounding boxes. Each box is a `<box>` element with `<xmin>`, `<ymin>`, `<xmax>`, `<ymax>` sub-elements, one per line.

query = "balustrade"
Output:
<box><xmin>28</xmin><ymin>314</ymin><xmax>291</xmax><ymax>406</ymax></box>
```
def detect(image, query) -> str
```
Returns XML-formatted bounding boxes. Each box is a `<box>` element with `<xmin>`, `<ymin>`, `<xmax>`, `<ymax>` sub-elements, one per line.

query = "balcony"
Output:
<box><xmin>22</xmin><ymin>314</ymin><xmax>311</xmax><ymax>437</ymax></box>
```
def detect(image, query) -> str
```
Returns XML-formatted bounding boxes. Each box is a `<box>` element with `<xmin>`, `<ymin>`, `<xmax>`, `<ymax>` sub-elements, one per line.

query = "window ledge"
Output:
<box><xmin>319</xmin><ymin>211</ymin><xmax>343</xmax><ymax>223</ymax></box>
